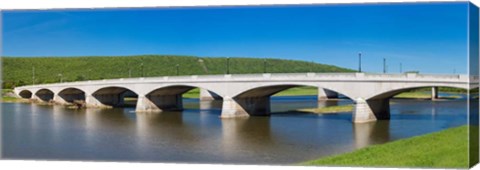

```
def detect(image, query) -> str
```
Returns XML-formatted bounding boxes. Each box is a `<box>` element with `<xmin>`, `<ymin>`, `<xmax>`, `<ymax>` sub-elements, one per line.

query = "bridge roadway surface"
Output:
<box><xmin>14</xmin><ymin>72</ymin><xmax>478</xmax><ymax>123</ymax></box>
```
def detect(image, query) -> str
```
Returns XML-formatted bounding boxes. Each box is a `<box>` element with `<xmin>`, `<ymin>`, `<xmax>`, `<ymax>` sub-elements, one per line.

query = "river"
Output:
<box><xmin>1</xmin><ymin>94</ymin><xmax>468</xmax><ymax>165</ymax></box>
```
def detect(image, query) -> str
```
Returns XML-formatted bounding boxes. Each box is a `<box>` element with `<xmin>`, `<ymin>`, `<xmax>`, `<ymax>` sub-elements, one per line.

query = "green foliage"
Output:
<box><xmin>301</xmin><ymin>125</ymin><xmax>469</xmax><ymax>168</ymax></box>
<box><xmin>273</xmin><ymin>87</ymin><xmax>317</xmax><ymax>96</ymax></box>
<box><xmin>407</xmin><ymin>87</ymin><xmax>467</xmax><ymax>93</ymax></box>
<box><xmin>1</xmin><ymin>55</ymin><xmax>354</xmax><ymax>89</ymax></box>
<box><xmin>298</xmin><ymin>104</ymin><xmax>354</xmax><ymax>114</ymax></box>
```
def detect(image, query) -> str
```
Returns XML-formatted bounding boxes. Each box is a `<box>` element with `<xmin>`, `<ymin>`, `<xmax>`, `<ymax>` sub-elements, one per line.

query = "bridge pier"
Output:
<box><xmin>53</xmin><ymin>94</ymin><xmax>69</xmax><ymax>105</ymax></box>
<box><xmin>54</xmin><ymin>93</ymin><xmax>86</xmax><ymax>105</ymax></box>
<box><xmin>220</xmin><ymin>96</ymin><xmax>270</xmax><ymax>118</ymax></box>
<box><xmin>318</xmin><ymin>88</ymin><xmax>338</xmax><ymax>100</ymax></box>
<box><xmin>135</xmin><ymin>94</ymin><xmax>183</xmax><ymax>112</ymax></box>
<box><xmin>135</xmin><ymin>95</ymin><xmax>161</xmax><ymax>112</ymax></box>
<box><xmin>200</xmin><ymin>88</ymin><xmax>222</xmax><ymax>101</ymax></box>
<box><xmin>30</xmin><ymin>94</ymin><xmax>40</xmax><ymax>102</ymax></box>
<box><xmin>353</xmin><ymin>98</ymin><xmax>390</xmax><ymax>123</ymax></box>
<box><xmin>220</xmin><ymin>97</ymin><xmax>249</xmax><ymax>118</ymax></box>
<box><xmin>33</xmin><ymin>93</ymin><xmax>54</xmax><ymax>103</ymax></box>
<box><xmin>85</xmin><ymin>94</ymin><xmax>111</xmax><ymax>108</ymax></box>
<box><xmin>431</xmin><ymin>87</ymin><xmax>438</xmax><ymax>100</ymax></box>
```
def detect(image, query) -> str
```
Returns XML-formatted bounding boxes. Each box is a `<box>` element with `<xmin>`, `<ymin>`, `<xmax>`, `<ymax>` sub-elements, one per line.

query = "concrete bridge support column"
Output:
<box><xmin>33</xmin><ymin>94</ymin><xmax>54</xmax><ymax>103</ymax></box>
<box><xmin>31</xmin><ymin>95</ymin><xmax>40</xmax><ymax>102</ymax></box>
<box><xmin>221</xmin><ymin>96</ymin><xmax>270</xmax><ymax>118</ymax></box>
<box><xmin>135</xmin><ymin>95</ymin><xmax>161</xmax><ymax>112</ymax></box>
<box><xmin>353</xmin><ymin>98</ymin><xmax>390</xmax><ymax>123</ymax></box>
<box><xmin>220</xmin><ymin>96</ymin><xmax>249</xmax><ymax>118</ymax></box>
<box><xmin>89</xmin><ymin>94</ymin><xmax>124</xmax><ymax>107</ymax></box>
<box><xmin>85</xmin><ymin>94</ymin><xmax>110</xmax><ymax>108</ymax></box>
<box><xmin>431</xmin><ymin>87</ymin><xmax>438</xmax><ymax>100</ymax></box>
<box><xmin>141</xmin><ymin>94</ymin><xmax>183</xmax><ymax>111</ymax></box>
<box><xmin>53</xmin><ymin>94</ymin><xmax>69</xmax><ymax>105</ymax></box>
<box><xmin>200</xmin><ymin>88</ymin><xmax>222</xmax><ymax>101</ymax></box>
<box><xmin>318</xmin><ymin>88</ymin><xmax>339</xmax><ymax>100</ymax></box>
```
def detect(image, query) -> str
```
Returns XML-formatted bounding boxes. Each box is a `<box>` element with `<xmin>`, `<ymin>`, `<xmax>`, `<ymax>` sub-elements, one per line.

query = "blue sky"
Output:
<box><xmin>1</xmin><ymin>2</ymin><xmax>470</xmax><ymax>74</ymax></box>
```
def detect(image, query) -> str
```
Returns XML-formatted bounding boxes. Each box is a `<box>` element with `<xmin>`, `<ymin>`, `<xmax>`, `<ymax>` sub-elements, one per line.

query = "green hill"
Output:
<box><xmin>1</xmin><ymin>55</ymin><xmax>354</xmax><ymax>89</ymax></box>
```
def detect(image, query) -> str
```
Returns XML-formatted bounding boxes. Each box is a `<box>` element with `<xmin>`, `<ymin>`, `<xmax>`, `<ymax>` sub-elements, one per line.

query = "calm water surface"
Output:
<box><xmin>1</xmin><ymin>94</ymin><xmax>467</xmax><ymax>164</ymax></box>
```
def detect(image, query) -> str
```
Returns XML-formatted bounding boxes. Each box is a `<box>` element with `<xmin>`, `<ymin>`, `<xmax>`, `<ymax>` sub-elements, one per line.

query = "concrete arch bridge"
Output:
<box><xmin>14</xmin><ymin>72</ymin><xmax>477</xmax><ymax>123</ymax></box>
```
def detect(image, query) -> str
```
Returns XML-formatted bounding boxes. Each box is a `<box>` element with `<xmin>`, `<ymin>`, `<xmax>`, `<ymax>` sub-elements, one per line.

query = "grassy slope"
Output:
<box><xmin>273</xmin><ymin>87</ymin><xmax>317</xmax><ymax>96</ymax></box>
<box><xmin>298</xmin><ymin>104</ymin><xmax>354</xmax><ymax>114</ymax></box>
<box><xmin>301</xmin><ymin>125</ymin><xmax>469</xmax><ymax>168</ymax></box>
<box><xmin>394</xmin><ymin>91</ymin><xmax>462</xmax><ymax>99</ymax></box>
<box><xmin>1</xmin><ymin>55</ymin><xmax>354</xmax><ymax>88</ymax></box>
<box><xmin>1</xmin><ymin>89</ymin><xmax>26</xmax><ymax>102</ymax></box>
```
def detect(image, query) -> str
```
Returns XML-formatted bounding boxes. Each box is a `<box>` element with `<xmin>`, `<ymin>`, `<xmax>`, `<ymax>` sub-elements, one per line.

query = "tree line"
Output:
<box><xmin>1</xmin><ymin>55</ymin><xmax>354</xmax><ymax>89</ymax></box>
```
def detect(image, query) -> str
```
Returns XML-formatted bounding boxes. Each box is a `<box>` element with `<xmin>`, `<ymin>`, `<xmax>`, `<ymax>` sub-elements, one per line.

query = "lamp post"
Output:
<box><xmin>226</xmin><ymin>57</ymin><xmax>230</xmax><ymax>74</ymax></box>
<box><xmin>140</xmin><ymin>62</ymin><xmax>144</xmax><ymax>77</ymax></box>
<box><xmin>32</xmin><ymin>66</ymin><xmax>35</xmax><ymax>85</ymax></box>
<box><xmin>400</xmin><ymin>63</ymin><xmax>402</xmax><ymax>73</ymax></box>
<box><xmin>358</xmin><ymin>52</ymin><xmax>362</xmax><ymax>72</ymax></box>
<box><xmin>176</xmin><ymin>64</ymin><xmax>180</xmax><ymax>76</ymax></box>
<box><xmin>58</xmin><ymin>73</ymin><xmax>63</xmax><ymax>83</ymax></box>
<box><xmin>263</xmin><ymin>58</ymin><xmax>267</xmax><ymax>73</ymax></box>
<box><xmin>383</xmin><ymin>58</ymin><xmax>386</xmax><ymax>73</ymax></box>
<box><xmin>87</xmin><ymin>69</ymin><xmax>92</xmax><ymax>80</ymax></box>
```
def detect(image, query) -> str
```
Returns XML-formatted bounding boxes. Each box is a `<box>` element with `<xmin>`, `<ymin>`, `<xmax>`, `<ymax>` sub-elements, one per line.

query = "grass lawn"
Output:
<box><xmin>1</xmin><ymin>89</ymin><xmax>24</xmax><ymax>102</ymax></box>
<box><xmin>298</xmin><ymin>104</ymin><xmax>353</xmax><ymax>114</ymax></box>
<box><xmin>182</xmin><ymin>88</ymin><xmax>200</xmax><ymax>98</ymax></box>
<box><xmin>394</xmin><ymin>91</ymin><xmax>462</xmax><ymax>99</ymax></box>
<box><xmin>273</xmin><ymin>87</ymin><xmax>317</xmax><ymax>96</ymax></box>
<box><xmin>301</xmin><ymin>125</ymin><xmax>469</xmax><ymax>168</ymax></box>
<box><xmin>1</xmin><ymin>96</ymin><xmax>21</xmax><ymax>102</ymax></box>
<box><xmin>181</xmin><ymin>87</ymin><xmax>318</xmax><ymax>99</ymax></box>
<box><xmin>394</xmin><ymin>91</ymin><xmax>432</xmax><ymax>99</ymax></box>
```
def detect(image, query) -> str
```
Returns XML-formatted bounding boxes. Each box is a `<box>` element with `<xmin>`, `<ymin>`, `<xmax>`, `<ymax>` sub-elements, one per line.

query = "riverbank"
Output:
<box><xmin>183</xmin><ymin>87</ymin><xmax>318</xmax><ymax>98</ymax></box>
<box><xmin>1</xmin><ymin>89</ymin><xmax>26</xmax><ymax>103</ymax></box>
<box><xmin>300</xmin><ymin>125</ymin><xmax>469</xmax><ymax>168</ymax></box>
<box><xmin>394</xmin><ymin>91</ymin><xmax>462</xmax><ymax>99</ymax></box>
<box><xmin>298</xmin><ymin>104</ymin><xmax>353</xmax><ymax>114</ymax></box>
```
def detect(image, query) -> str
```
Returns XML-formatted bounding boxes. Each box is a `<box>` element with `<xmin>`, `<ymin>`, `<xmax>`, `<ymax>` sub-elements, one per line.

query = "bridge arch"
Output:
<box><xmin>18</xmin><ymin>90</ymin><xmax>33</xmax><ymax>99</ymax></box>
<box><xmin>57</xmin><ymin>87</ymin><xmax>86</xmax><ymax>104</ymax></box>
<box><xmin>351</xmin><ymin>84</ymin><xmax>470</xmax><ymax>123</ymax></box>
<box><xmin>135</xmin><ymin>84</ymin><xmax>223</xmax><ymax>112</ymax></box>
<box><xmin>367</xmin><ymin>85</ymin><xmax>468</xmax><ymax>100</ymax></box>
<box><xmin>221</xmin><ymin>83</ymin><xmax>352</xmax><ymax>118</ymax></box>
<box><xmin>228</xmin><ymin>82</ymin><xmax>355</xmax><ymax>100</ymax></box>
<box><xmin>89</xmin><ymin>86</ymin><xmax>138</xmax><ymax>108</ymax></box>
<box><xmin>34</xmin><ymin>88</ymin><xmax>55</xmax><ymax>102</ymax></box>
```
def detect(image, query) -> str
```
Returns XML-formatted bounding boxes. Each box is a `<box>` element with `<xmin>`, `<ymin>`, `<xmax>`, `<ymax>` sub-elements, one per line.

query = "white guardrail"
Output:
<box><xmin>16</xmin><ymin>72</ymin><xmax>476</xmax><ymax>89</ymax></box>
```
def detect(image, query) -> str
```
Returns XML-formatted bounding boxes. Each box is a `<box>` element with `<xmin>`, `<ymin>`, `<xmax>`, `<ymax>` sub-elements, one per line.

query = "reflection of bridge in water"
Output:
<box><xmin>14</xmin><ymin>72</ymin><xmax>476</xmax><ymax>123</ymax></box>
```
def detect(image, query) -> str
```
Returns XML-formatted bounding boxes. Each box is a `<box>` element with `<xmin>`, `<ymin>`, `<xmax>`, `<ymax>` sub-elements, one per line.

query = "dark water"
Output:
<box><xmin>1</xmin><ymin>94</ymin><xmax>468</xmax><ymax>165</ymax></box>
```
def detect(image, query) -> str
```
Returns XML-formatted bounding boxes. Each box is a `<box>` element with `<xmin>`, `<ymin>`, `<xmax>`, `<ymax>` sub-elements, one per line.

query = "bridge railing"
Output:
<box><xmin>15</xmin><ymin>72</ymin><xmax>473</xmax><ymax>89</ymax></box>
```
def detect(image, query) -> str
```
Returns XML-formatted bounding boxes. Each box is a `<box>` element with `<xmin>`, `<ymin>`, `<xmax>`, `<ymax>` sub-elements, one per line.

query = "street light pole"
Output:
<box><xmin>383</xmin><ymin>58</ymin><xmax>386</xmax><ymax>73</ymax></box>
<box><xmin>358</xmin><ymin>52</ymin><xmax>362</xmax><ymax>72</ymax></box>
<box><xmin>58</xmin><ymin>74</ymin><xmax>63</xmax><ymax>83</ymax></box>
<box><xmin>264</xmin><ymin>58</ymin><xmax>267</xmax><ymax>73</ymax></box>
<box><xmin>140</xmin><ymin>62</ymin><xmax>144</xmax><ymax>77</ymax></box>
<box><xmin>88</xmin><ymin>69</ymin><xmax>92</xmax><ymax>80</ymax></box>
<box><xmin>32</xmin><ymin>66</ymin><xmax>35</xmax><ymax>85</ymax></box>
<box><xmin>310</xmin><ymin>60</ymin><xmax>314</xmax><ymax>72</ymax></box>
<box><xmin>176</xmin><ymin>64</ymin><xmax>180</xmax><ymax>76</ymax></box>
<box><xmin>226</xmin><ymin>57</ymin><xmax>230</xmax><ymax>74</ymax></box>
<box><xmin>400</xmin><ymin>63</ymin><xmax>402</xmax><ymax>73</ymax></box>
